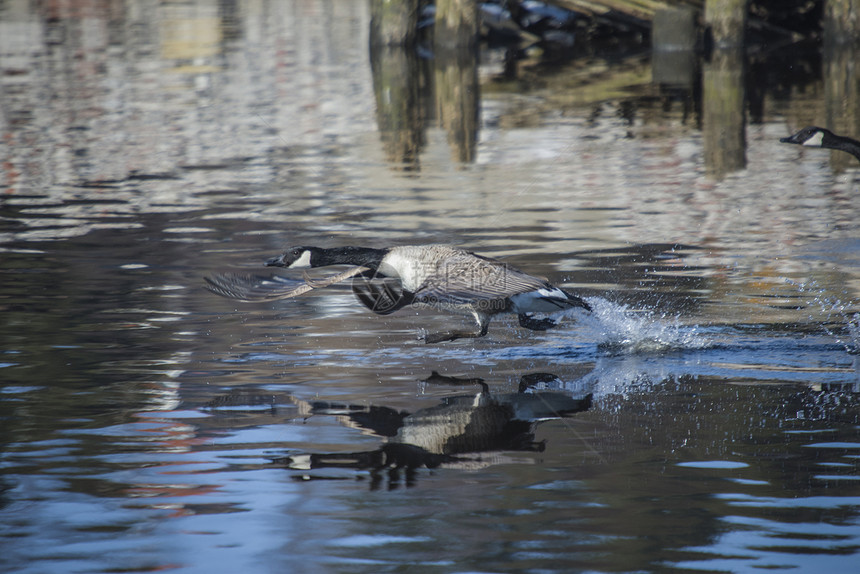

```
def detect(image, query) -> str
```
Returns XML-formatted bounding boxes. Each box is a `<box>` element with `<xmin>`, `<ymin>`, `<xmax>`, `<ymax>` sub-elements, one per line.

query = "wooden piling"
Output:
<box><xmin>434</xmin><ymin>0</ymin><xmax>479</xmax><ymax>53</ymax></box>
<box><xmin>704</xmin><ymin>0</ymin><xmax>748</xmax><ymax>49</ymax></box>
<box><xmin>435</xmin><ymin>47</ymin><xmax>479</xmax><ymax>163</ymax></box>
<box><xmin>369</xmin><ymin>0</ymin><xmax>420</xmax><ymax>47</ymax></box>
<box><xmin>824</xmin><ymin>0</ymin><xmax>860</xmax><ymax>45</ymax></box>
<box><xmin>653</xmin><ymin>7</ymin><xmax>699</xmax><ymax>51</ymax></box>
<box><xmin>822</xmin><ymin>1</ymin><xmax>860</xmax><ymax>171</ymax></box>
<box><xmin>651</xmin><ymin>7</ymin><xmax>699</xmax><ymax>86</ymax></box>
<box><xmin>371</xmin><ymin>46</ymin><xmax>425</xmax><ymax>169</ymax></box>
<box><xmin>702</xmin><ymin>47</ymin><xmax>746</xmax><ymax>179</ymax></box>
<box><xmin>432</xmin><ymin>0</ymin><xmax>479</xmax><ymax>162</ymax></box>
<box><xmin>823</xmin><ymin>41</ymin><xmax>860</xmax><ymax>171</ymax></box>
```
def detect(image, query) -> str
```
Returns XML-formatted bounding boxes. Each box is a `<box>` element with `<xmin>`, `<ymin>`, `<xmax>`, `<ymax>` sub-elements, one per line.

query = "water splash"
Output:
<box><xmin>788</xmin><ymin>279</ymin><xmax>860</xmax><ymax>354</ymax></box>
<box><xmin>568</xmin><ymin>297</ymin><xmax>711</xmax><ymax>354</ymax></box>
<box><xmin>848</xmin><ymin>315</ymin><xmax>860</xmax><ymax>355</ymax></box>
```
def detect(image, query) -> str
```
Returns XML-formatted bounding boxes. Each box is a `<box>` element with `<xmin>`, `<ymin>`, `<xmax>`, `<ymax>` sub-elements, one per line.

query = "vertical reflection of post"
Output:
<box><xmin>434</xmin><ymin>47</ymin><xmax>479</xmax><ymax>164</ymax></box>
<box><xmin>702</xmin><ymin>48</ymin><xmax>746</xmax><ymax>180</ymax></box>
<box><xmin>369</xmin><ymin>45</ymin><xmax>424</xmax><ymax>170</ymax></box>
<box><xmin>434</xmin><ymin>0</ymin><xmax>479</xmax><ymax>163</ymax></box>
<box><xmin>823</xmin><ymin>1</ymin><xmax>860</xmax><ymax>172</ymax></box>
<box><xmin>652</xmin><ymin>7</ymin><xmax>700</xmax><ymax>125</ymax></box>
<box><xmin>434</xmin><ymin>0</ymin><xmax>478</xmax><ymax>52</ymax></box>
<box><xmin>369</xmin><ymin>0</ymin><xmax>418</xmax><ymax>47</ymax></box>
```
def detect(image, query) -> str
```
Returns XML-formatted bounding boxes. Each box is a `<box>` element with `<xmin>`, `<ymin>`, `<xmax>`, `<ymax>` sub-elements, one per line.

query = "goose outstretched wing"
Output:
<box><xmin>205</xmin><ymin>266</ymin><xmax>370</xmax><ymax>302</ymax></box>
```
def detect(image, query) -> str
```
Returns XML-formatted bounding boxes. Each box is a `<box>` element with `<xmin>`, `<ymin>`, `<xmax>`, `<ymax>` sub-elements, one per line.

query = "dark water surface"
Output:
<box><xmin>2</xmin><ymin>2</ymin><xmax>860</xmax><ymax>573</ymax></box>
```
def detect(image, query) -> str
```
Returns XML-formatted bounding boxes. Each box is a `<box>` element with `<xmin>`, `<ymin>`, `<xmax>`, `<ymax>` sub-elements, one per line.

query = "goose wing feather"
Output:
<box><xmin>205</xmin><ymin>273</ymin><xmax>315</xmax><ymax>302</ymax></box>
<box><xmin>414</xmin><ymin>252</ymin><xmax>551</xmax><ymax>305</ymax></box>
<box><xmin>205</xmin><ymin>266</ymin><xmax>370</xmax><ymax>302</ymax></box>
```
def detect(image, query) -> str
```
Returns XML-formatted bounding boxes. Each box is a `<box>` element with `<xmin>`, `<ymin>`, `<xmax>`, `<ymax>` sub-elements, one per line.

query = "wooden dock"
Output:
<box><xmin>547</xmin><ymin>0</ymin><xmax>704</xmax><ymax>23</ymax></box>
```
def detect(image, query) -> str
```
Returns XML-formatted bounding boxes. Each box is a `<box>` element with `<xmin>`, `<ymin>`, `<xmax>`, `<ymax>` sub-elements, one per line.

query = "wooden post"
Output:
<box><xmin>435</xmin><ymin>48</ymin><xmax>479</xmax><ymax>163</ymax></box>
<box><xmin>434</xmin><ymin>0</ymin><xmax>479</xmax><ymax>53</ymax></box>
<box><xmin>824</xmin><ymin>0</ymin><xmax>860</xmax><ymax>45</ymax></box>
<box><xmin>369</xmin><ymin>0</ymin><xmax>420</xmax><ymax>47</ymax></box>
<box><xmin>653</xmin><ymin>7</ymin><xmax>699</xmax><ymax>52</ymax></box>
<box><xmin>433</xmin><ymin>0</ymin><xmax>479</xmax><ymax>162</ymax></box>
<box><xmin>370</xmin><ymin>46</ymin><xmax>425</xmax><ymax>169</ymax></box>
<box><xmin>823</xmin><ymin>1</ymin><xmax>860</xmax><ymax>171</ymax></box>
<box><xmin>702</xmin><ymin>0</ymin><xmax>748</xmax><ymax>179</ymax></box>
<box><xmin>823</xmin><ymin>44</ymin><xmax>860</xmax><ymax>172</ymax></box>
<box><xmin>652</xmin><ymin>7</ymin><xmax>699</xmax><ymax>86</ymax></box>
<box><xmin>704</xmin><ymin>0</ymin><xmax>748</xmax><ymax>49</ymax></box>
<box><xmin>702</xmin><ymin>48</ymin><xmax>746</xmax><ymax>179</ymax></box>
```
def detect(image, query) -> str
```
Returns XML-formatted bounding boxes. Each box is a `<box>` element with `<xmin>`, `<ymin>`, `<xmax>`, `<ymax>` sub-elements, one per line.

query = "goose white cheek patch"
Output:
<box><xmin>288</xmin><ymin>250</ymin><xmax>313</xmax><ymax>268</ymax></box>
<box><xmin>803</xmin><ymin>131</ymin><xmax>824</xmax><ymax>147</ymax></box>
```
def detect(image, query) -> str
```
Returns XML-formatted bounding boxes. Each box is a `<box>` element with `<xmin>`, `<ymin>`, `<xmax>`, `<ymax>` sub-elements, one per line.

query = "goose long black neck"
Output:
<box><xmin>827</xmin><ymin>133</ymin><xmax>860</xmax><ymax>160</ymax></box>
<box><xmin>783</xmin><ymin>127</ymin><xmax>860</xmax><ymax>161</ymax></box>
<box><xmin>315</xmin><ymin>246</ymin><xmax>388</xmax><ymax>268</ymax></box>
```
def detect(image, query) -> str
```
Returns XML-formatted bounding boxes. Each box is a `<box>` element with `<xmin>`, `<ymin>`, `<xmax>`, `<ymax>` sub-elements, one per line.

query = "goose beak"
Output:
<box><xmin>265</xmin><ymin>254</ymin><xmax>286</xmax><ymax>267</ymax></box>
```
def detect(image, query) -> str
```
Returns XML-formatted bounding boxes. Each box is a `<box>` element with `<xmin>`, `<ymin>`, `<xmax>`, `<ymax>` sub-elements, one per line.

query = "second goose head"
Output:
<box><xmin>780</xmin><ymin>126</ymin><xmax>833</xmax><ymax>148</ymax></box>
<box><xmin>780</xmin><ymin>126</ymin><xmax>860</xmax><ymax>160</ymax></box>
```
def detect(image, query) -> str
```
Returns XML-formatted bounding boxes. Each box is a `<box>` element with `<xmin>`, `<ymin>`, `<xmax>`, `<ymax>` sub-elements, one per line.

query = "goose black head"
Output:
<box><xmin>265</xmin><ymin>246</ymin><xmax>387</xmax><ymax>269</ymax></box>
<box><xmin>780</xmin><ymin>126</ymin><xmax>832</xmax><ymax>148</ymax></box>
<box><xmin>266</xmin><ymin>246</ymin><xmax>320</xmax><ymax>268</ymax></box>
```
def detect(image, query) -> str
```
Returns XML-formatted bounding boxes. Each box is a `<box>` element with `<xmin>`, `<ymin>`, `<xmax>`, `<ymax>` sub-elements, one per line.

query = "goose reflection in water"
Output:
<box><xmin>275</xmin><ymin>372</ymin><xmax>592</xmax><ymax>489</ymax></box>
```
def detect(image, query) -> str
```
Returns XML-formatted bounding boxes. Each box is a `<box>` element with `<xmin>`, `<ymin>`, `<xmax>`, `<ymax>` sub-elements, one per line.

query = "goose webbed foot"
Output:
<box><xmin>518</xmin><ymin>313</ymin><xmax>557</xmax><ymax>331</ymax></box>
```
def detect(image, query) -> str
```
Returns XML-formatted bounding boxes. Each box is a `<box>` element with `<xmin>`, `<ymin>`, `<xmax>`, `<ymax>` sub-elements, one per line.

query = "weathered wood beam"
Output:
<box><xmin>369</xmin><ymin>0</ymin><xmax>420</xmax><ymax>47</ymax></box>
<box><xmin>544</xmin><ymin>0</ymin><xmax>703</xmax><ymax>22</ymax></box>
<box><xmin>435</xmin><ymin>0</ymin><xmax>480</xmax><ymax>51</ymax></box>
<box><xmin>824</xmin><ymin>0</ymin><xmax>860</xmax><ymax>45</ymax></box>
<box><xmin>705</xmin><ymin>0</ymin><xmax>748</xmax><ymax>48</ymax></box>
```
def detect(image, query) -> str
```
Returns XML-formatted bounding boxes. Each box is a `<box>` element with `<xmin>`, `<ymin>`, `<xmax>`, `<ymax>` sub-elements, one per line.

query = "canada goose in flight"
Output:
<box><xmin>205</xmin><ymin>244</ymin><xmax>591</xmax><ymax>343</ymax></box>
<box><xmin>780</xmin><ymin>126</ymin><xmax>860</xmax><ymax>161</ymax></box>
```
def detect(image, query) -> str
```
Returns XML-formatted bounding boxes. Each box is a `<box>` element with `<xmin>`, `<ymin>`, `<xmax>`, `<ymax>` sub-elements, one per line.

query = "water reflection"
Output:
<box><xmin>434</xmin><ymin>46</ymin><xmax>480</xmax><ymax>163</ymax></box>
<box><xmin>370</xmin><ymin>42</ymin><xmax>478</xmax><ymax>169</ymax></box>
<box><xmin>266</xmin><ymin>372</ymin><xmax>591</xmax><ymax>489</ymax></box>
<box><xmin>823</xmin><ymin>40</ymin><xmax>860</xmax><ymax>172</ymax></box>
<box><xmin>702</xmin><ymin>47</ymin><xmax>746</xmax><ymax>179</ymax></box>
<box><xmin>371</xmin><ymin>46</ymin><xmax>426</xmax><ymax>169</ymax></box>
<box><xmin>364</xmin><ymin>4</ymin><xmax>860</xmax><ymax>183</ymax></box>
